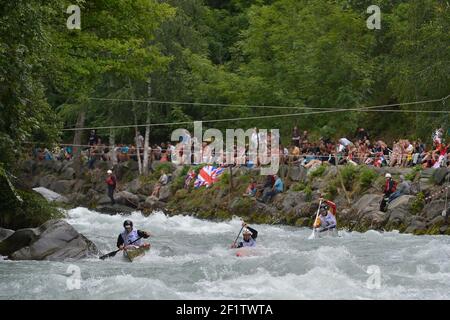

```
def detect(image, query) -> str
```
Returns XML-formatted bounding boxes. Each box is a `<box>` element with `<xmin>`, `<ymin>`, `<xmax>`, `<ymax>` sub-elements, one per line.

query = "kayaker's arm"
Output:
<box><xmin>247</xmin><ymin>226</ymin><xmax>258</xmax><ymax>240</ymax></box>
<box><xmin>237</xmin><ymin>241</ymin><xmax>244</xmax><ymax>248</ymax></box>
<box><xmin>137</xmin><ymin>230</ymin><xmax>150</xmax><ymax>238</ymax></box>
<box><xmin>117</xmin><ymin>235</ymin><xmax>124</xmax><ymax>248</ymax></box>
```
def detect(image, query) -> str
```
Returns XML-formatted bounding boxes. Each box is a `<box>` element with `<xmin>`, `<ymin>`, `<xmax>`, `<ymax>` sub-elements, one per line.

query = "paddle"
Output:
<box><xmin>308</xmin><ymin>199</ymin><xmax>323</xmax><ymax>240</ymax></box>
<box><xmin>99</xmin><ymin>236</ymin><xmax>143</xmax><ymax>260</ymax></box>
<box><xmin>231</xmin><ymin>225</ymin><xmax>245</xmax><ymax>248</ymax></box>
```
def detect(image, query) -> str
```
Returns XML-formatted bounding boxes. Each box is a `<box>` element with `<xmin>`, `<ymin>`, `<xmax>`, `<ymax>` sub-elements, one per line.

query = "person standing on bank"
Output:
<box><xmin>106</xmin><ymin>169</ymin><xmax>117</xmax><ymax>205</ymax></box>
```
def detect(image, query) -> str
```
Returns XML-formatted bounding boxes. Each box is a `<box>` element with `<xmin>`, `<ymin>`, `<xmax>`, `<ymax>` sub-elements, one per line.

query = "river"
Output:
<box><xmin>1</xmin><ymin>207</ymin><xmax>449</xmax><ymax>299</ymax></box>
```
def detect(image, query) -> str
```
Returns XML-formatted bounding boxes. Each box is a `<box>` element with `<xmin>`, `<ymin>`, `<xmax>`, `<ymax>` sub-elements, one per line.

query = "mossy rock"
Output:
<box><xmin>295</xmin><ymin>217</ymin><xmax>311</xmax><ymax>227</ymax></box>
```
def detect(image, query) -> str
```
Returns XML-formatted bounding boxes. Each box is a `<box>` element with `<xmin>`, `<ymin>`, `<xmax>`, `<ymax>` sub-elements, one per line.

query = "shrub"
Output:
<box><xmin>410</xmin><ymin>192</ymin><xmax>425</xmax><ymax>215</ymax></box>
<box><xmin>291</xmin><ymin>182</ymin><xmax>307</xmax><ymax>192</ymax></box>
<box><xmin>304</xmin><ymin>185</ymin><xmax>313</xmax><ymax>202</ymax></box>
<box><xmin>358</xmin><ymin>167</ymin><xmax>378</xmax><ymax>191</ymax></box>
<box><xmin>309</xmin><ymin>165</ymin><xmax>326</xmax><ymax>178</ymax></box>
<box><xmin>340</xmin><ymin>165</ymin><xmax>357</xmax><ymax>190</ymax></box>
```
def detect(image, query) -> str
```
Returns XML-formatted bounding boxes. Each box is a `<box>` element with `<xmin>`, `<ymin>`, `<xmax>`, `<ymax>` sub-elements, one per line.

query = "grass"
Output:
<box><xmin>410</xmin><ymin>192</ymin><xmax>425</xmax><ymax>215</ymax></box>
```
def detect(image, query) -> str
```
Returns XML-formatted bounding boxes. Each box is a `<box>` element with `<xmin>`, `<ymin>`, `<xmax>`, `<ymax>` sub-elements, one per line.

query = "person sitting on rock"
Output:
<box><xmin>380</xmin><ymin>173</ymin><xmax>397</xmax><ymax>211</ymax></box>
<box><xmin>231</xmin><ymin>222</ymin><xmax>258</xmax><ymax>248</ymax></box>
<box><xmin>314</xmin><ymin>199</ymin><xmax>337</xmax><ymax>232</ymax></box>
<box><xmin>105</xmin><ymin>169</ymin><xmax>117</xmax><ymax>205</ymax></box>
<box><xmin>389</xmin><ymin>175</ymin><xmax>411</xmax><ymax>202</ymax></box>
<box><xmin>258</xmin><ymin>174</ymin><xmax>283</xmax><ymax>203</ymax></box>
<box><xmin>117</xmin><ymin>220</ymin><xmax>150</xmax><ymax>250</ymax></box>
<box><xmin>151</xmin><ymin>170</ymin><xmax>169</xmax><ymax>199</ymax></box>
<box><xmin>243</xmin><ymin>178</ymin><xmax>257</xmax><ymax>197</ymax></box>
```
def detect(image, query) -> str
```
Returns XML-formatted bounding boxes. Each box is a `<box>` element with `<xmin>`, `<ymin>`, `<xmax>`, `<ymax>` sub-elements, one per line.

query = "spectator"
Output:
<box><xmin>105</xmin><ymin>169</ymin><xmax>117</xmax><ymax>205</ymax></box>
<box><xmin>151</xmin><ymin>170</ymin><xmax>169</xmax><ymax>199</ymax></box>
<box><xmin>389</xmin><ymin>175</ymin><xmax>411</xmax><ymax>202</ymax></box>
<box><xmin>88</xmin><ymin>130</ymin><xmax>98</xmax><ymax>146</ymax></box>
<box><xmin>243</xmin><ymin>178</ymin><xmax>257</xmax><ymax>197</ymax></box>
<box><xmin>380</xmin><ymin>173</ymin><xmax>397</xmax><ymax>211</ymax></box>
<box><xmin>292</xmin><ymin>126</ymin><xmax>301</xmax><ymax>147</ymax></box>
<box><xmin>258</xmin><ymin>174</ymin><xmax>283</xmax><ymax>203</ymax></box>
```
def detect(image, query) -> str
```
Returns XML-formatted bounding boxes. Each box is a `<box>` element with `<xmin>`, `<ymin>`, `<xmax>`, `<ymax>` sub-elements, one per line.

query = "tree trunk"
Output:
<box><xmin>143</xmin><ymin>78</ymin><xmax>151</xmax><ymax>175</ymax></box>
<box><xmin>128</xmin><ymin>78</ymin><xmax>142</xmax><ymax>175</ymax></box>
<box><xmin>143</xmin><ymin>111</ymin><xmax>150</xmax><ymax>175</ymax></box>
<box><xmin>73</xmin><ymin>110</ymin><xmax>85</xmax><ymax>177</ymax></box>
<box><xmin>109</xmin><ymin>128</ymin><xmax>117</xmax><ymax>168</ymax></box>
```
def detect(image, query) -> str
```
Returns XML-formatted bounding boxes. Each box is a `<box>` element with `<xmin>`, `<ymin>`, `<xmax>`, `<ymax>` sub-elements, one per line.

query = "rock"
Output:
<box><xmin>386</xmin><ymin>195</ymin><xmax>415</xmax><ymax>228</ymax></box>
<box><xmin>352</xmin><ymin>194</ymin><xmax>383</xmax><ymax>216</ymax></box>
<box><xmin>32</xmin><ymin>187</ymin><xmax>69</xmax><ymax>203</ymax></box>
<box><xmin>143</xmin><ymin>196</ymin><xmax>166</xmax><ymax>211</ymax></box>
<box><xmin>323</xmin><ymin>166</ymin><xmax>338</xmax><ymax>179</ymax></box>
<box><xmin>158</xmin><ymin>185</ymin><xmax>172</xmax><ymax>202</ymax></box>
<box><xmin>61</xmin><ymin>167</ymin><xmax>75</xmax><ymax>180</ymax></box>
<box><xmin>22</xmin><ymin>160</ymin><xmax>37</xmax><ymax>174</ymax></box>
<box><xmin>0</xmin><ymin>220</ymin><xmax>99</xmax><ymax>261</ymax></box>
<box><xmin>38</xmin><ymin>175</ymin><xmax>57</xmax><ymax>189</ymax></box>
<box><xmin>96</xmin><ymin>204</ymin><xmax>137</xmax><ymax>215</ymax></box>
<box><xmin>50</xmin><ymin>180</ymin><xmax>75</xmax><ymax>194</ymax></box>
<box><xmin>428</xmin><ymin>215</ymin><xmax>445</xmax><ymax>227</ymax></box>
<box><xmin>0</xmin><ymin>228</ymin><xmax>14</xmax><ymax>241</ymax></box>
<box><xmin>281</xmin><ymin>191</ymin><xmax>304</xmax><ymax>213</ymax></box>
<box><xmin>115</xmin><ymin>191</ymin><xmax>140</xmax><ymax>208</ymax></box>
<box><xmin>126</xmin><ymin>178</ymin><xmax>142</xmax><ymax>193</ymax></box>
<box><xmin>98</xmin><ymin>195</ymin><xmax>113</xmax><ymax>205</ymax></box>
<box><xmin>288</xmin><ymin>165</ymin><xmax>307</xmax><ymax>182</ymax></box>
<box><xmin>421</xmin><ymin>200</ymin><xmax>447</xmax><ymax>220</ymax></box>
<box><xmin>359</xmin><ymin>211</ymin><xmax>388</xmax><ymax>230</ymax></box>
<box><xmin>420</xmin><ymin>168</ymin><xmax>435</xmax><ymax>179</ymax></box>
<box><xmin>405</xmin><ymin>218</ymin><xmax>427</xmax><ymax>234</ymax></box>
<box><xmin>418</xmin><ymin>178</ymin><xmax>433</xmax><ymax>193</ymax></box>
<box><xmin>432</xmin><ymin>168</ymin><xmax>449</xmax><ymax>185</ymax></box>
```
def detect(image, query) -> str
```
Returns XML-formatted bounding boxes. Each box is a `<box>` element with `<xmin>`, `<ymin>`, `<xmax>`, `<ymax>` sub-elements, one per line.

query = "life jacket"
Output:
<box><xmin>106</xmin><ymin>176</ymin><xmax>115</xmax><ymax>186</ymax></box>
<box><xmin>384</xmin><ymin>179</ymin><xmax>397</xmax><ymax>193</ymax></box>
<box><xmin>121</xmin><ymin>229</ymin><xmax>142</xmax><ymax>246</ymax></box>
<box><xmin>240</xmin><ymin>237</ymin><xmax>256</xmax><ymax>248</ymax></box>
<box><xmin>315</xmin><ymin>213</ymin><xmax>337</xmax><ymax>228</ymax></box>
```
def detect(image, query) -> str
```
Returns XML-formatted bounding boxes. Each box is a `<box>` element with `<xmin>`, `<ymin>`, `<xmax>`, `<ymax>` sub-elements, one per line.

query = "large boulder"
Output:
<box><xmin>96</xmin><ymin>204</ymin><xmax>137</xmax><ymax>215</ymax></box>
<box><xmin>405</xmin><ymin>217</ymin><xmax>428</xmax><ymax>234</ymax></box>
<box><xmin>0</xmin><ymin>228</ymin><xmax>14</xmax><ymax>241</ymax></box>
<box><xmin>0</xmin><ymin>220</ymin><xmax>99</xmax><ymax>261</ymax></box>
<box><xmin>115</xmin><ymin>191</ymin><xmax>140</xmax><ymax>208</ymax></box>
<box><xmin>420</xmin><ymin>168</ymin><xmax>435</xmax><ymax>179</ymax></box>
<box><xmin>432</xmin><ymin>168</ymin><xmax>449</xmax><ymax>185</ymax></box>
<box><xmin>385</xmin><ymin>195</ymin><xmax>415</xmax><ymax>229</ymax></box>
<box><xmin>143</xmin><ymin>196</ymin><xmax>166</xmax><ymax>211</ymax></box>
<box><xmin>38</xmin><ymin>175</ymin><xmax>57</xmax><ymax>189</ymax></box>
<box><xmin>50</xmin><ymin>180</ymin><xmax>75</xmax><ymax>194</ymax></box>
<box><xmin>281</xmin><ymin>191</ymin><xmax>304</xmax><ymax>213</ymax></box>
<box><xmin>288</xmin><ymin>165</ymin><xmax>307</xmax><ymax>182</ymax></box>
<box><xmin>352</xmin><ymin>194</ymin><xmax>383</xmax><ymax>217</ymax></box>
<box><xmin>158</xmin><ymin>185</ymin><xmax>173</xmax><ymax>202</ymax></box>
<box><xmin>421</xmin><ymin>199</ymin><xmax>447</xmax><ymax>220</ymax></box>
<box><xmin>32</xmin><ymin>187</ymin><xmax>69</xmax><ymax>203</ymax></box>
<box><xmin>61</xmin><ymin>167</ymin><xmax>75</xmax><ymax>180</ymax></box>
<box><xmin>21</xmin><ymin>160</ymin><xmax>37</xmax><ymax>174</ymax></box>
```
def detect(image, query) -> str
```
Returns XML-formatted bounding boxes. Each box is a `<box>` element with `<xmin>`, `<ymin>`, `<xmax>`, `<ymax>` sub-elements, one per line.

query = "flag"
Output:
<box><xmin>194</xmin><ymin>165</ymin><xmax>225</xmax><ymax>188</ymax></box>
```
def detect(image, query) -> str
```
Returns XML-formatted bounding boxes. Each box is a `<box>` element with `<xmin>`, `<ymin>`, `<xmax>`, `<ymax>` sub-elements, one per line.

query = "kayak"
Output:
<box><xmin>234</xmin><ymin>247</ymin><xmax>261</xmax><ymax>257</ymax></box>
<box><xmin>123</xmin><ymin>243</ymin><xmax>150</xmax><ymax>262</ymax></box>
<box><xmin>314</xmin><ymin>228</ymin><xmax>339</xmax><ymax>238</ymax></box>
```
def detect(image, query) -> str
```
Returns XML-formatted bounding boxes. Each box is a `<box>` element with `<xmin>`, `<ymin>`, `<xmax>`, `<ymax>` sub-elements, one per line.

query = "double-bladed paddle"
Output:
<box><xmin>99</xmin><ymin>236</ymin><xmax>143</xmax><ymax>260</ymax></box>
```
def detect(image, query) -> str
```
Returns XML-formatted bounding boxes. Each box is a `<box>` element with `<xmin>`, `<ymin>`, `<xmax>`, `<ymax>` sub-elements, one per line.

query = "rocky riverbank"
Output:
<box><xmin>17</xmin><ymin>159</ymin><xmax>450</xmax><ymax>235</ymax></box>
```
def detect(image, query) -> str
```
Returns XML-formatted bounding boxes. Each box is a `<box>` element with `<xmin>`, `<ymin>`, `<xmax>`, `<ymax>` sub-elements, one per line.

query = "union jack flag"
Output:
<box><xmin>194</xmin><ymin>165</ymin><xmax>225</xmax><ymax>188</ymax></box>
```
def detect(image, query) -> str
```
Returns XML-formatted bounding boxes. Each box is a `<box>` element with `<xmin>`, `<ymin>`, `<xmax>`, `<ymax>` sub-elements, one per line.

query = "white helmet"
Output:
<box><xmin>385</xmin><ymin>173</ymin><xmax>391</xmax><ymax>178</ymax></box>
<box><xmin>107</xmin><ymin>170</ymin><xmax>113</xmax><ymax>174</ymax></box>
<box><xmin>243</xmin><ymin>228</ymin><xmax>253</xmax><ymax>236</ymax></box>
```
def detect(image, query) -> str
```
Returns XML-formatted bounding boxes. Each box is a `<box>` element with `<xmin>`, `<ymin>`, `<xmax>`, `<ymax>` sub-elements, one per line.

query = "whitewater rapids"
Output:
<box><xmin>1</xmin><ymin>207</ymin><xmax>450</xmax><ymax>299</ymax></box>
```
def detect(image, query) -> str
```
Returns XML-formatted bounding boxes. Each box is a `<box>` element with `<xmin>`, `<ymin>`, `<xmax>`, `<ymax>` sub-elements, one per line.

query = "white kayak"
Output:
<box><xmin>234</xmin><ymin>247</ymin><xmax>263</xmax><ymax>257</ymax></box>
<box><xmin>313</xmin><ymin>228</ymin><xmax>339</xmax><ymax>238</ymax></box>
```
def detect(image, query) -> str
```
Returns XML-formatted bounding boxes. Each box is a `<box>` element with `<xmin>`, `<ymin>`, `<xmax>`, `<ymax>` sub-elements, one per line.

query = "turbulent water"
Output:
<box><xmin>1</xmin><ymin>207</ymin><xmax>450</xmax><ymax>299</ymax></box>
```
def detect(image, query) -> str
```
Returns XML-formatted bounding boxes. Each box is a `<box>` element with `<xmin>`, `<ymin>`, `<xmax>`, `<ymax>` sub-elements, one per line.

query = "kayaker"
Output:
<box><xmin>231</xmin><ymin>222</ymin><xmax>258</xmax><ymax>248</ymax></box>
<box><xmin>314</xmin><ymin>199</ymin><xmax>337</xmax><ymax>232</ymax></box>
<box><xmin>117</xmin><ymin>220</ymin><xmax>150</xmax><ymax>250</ymax></box>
